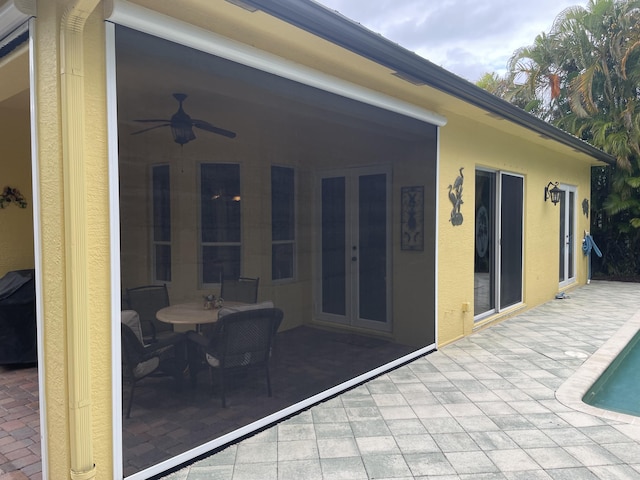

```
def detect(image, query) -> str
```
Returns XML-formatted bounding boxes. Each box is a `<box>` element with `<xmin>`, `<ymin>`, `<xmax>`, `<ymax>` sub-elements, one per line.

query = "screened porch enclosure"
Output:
<box><xmin>116</xmin><ymin>26</ymin><xmax>437</xmax><ymax>477</ymax></box>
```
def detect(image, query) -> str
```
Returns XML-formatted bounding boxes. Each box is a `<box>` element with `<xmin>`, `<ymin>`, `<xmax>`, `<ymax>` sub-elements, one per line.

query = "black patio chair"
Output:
<box><xmin>187</xmin><ymin>307</ymin><xmax>283</xmax><ymax>408</ymax></box>
<box><xmin>120</xmin><ymin>312</ymin><xmax>186</xmax><ymax>418</ymax></box>
<box><xmin>220</xmin><ymin>277</ymin><xmax>259</xmax><ymax>304</ymax></box>
<box><xmin>125</xmin><ymin>284</ymin><xmax>181</xmax><ymax>344</ymax></box>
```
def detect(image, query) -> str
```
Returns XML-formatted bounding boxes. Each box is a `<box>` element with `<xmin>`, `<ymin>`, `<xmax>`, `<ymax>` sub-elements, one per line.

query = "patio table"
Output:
<box><xmin>156</xmin><ymin>301</ymin><xmax>245</xmax><ymax>328</ymax></box>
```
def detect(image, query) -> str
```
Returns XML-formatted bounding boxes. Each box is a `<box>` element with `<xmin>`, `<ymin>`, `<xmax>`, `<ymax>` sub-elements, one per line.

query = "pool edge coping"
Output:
<box><xmin>556</xmin><ymin>308</ymin><xmax>640</xmax><ymax>425</ymax></box>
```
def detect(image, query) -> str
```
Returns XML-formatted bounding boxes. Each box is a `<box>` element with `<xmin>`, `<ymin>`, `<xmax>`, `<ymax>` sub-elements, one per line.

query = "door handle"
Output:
<box><xmin>351</xmin><ymin>256</ymin><xmax>357</xmax><ymax>261</ymax></box>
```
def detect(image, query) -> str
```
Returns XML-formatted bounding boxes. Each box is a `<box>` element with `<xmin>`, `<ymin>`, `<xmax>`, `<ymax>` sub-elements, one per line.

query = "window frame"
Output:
<box><xmin>199</xmin><ymin>162</ymin><xmax>242</xmax><ymax>288</ymax></box>
<box><xmin>271</xmin><ymin>165</ymin><xmax>296</xmax><ymax>283</ymax></box>
<box><xmin>151</xmin><ymin>163</ymin><xmax>172</xmax><ymax>283</ymax></box>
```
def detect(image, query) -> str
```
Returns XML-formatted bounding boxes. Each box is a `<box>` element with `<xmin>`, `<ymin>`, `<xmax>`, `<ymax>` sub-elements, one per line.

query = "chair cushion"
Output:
<box><xmin>206</xmin><ymin>352</ymin><xmax>253</xmax><ymax>367</ymax></box>
<box><xmin>218</xmin><ymin>300</ymin><xmax>274</xmax><ymax>318</ymax></box>
<box><xmin>205</xmin><ymin>353</ymin><xmax>221</xmax><ymax>367</ymax></box>
<box><xmin>121</xmin><ymin>310</ymin><xmax>144</xmax><ymax>344</ymax></box>
<box><xmin>133</xmin><ymin>356</ymin><xmax>160</xmax><ymax>378</ymax></box>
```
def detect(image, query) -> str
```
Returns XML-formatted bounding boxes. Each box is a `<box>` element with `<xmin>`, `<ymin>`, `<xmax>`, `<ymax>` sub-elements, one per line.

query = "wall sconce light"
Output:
<box><xmin>544</xmin><ymin>181</ymin><xmax>562</xmax><ymax>205</ymax></box>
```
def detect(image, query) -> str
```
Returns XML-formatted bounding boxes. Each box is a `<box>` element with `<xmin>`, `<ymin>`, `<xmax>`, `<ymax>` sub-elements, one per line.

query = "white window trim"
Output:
<box><xmin>559</xmin><ymin>184</ymin><xmax>578</xmax><ymax>288</ymax></box>
<box><xmin>271</xmin><ymin>165</ymin><xmax>297</xmax><ymax>284</ymax></box>
<box><xmin>199</xmin><ymin>162</ymin><xmax>242</xmax><ymax>289</ymax></box>
<box><xmin>151</xmin><ymin>164</ymin><xmax>172</xmax><ymax>284</ymax></box>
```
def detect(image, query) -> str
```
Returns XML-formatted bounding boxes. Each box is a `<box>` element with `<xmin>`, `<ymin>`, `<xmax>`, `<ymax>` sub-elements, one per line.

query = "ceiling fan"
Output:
<box><xmin>131</xmin><ymin>93</ymin><xmax>237</xmax><ymax>145</ymax></box>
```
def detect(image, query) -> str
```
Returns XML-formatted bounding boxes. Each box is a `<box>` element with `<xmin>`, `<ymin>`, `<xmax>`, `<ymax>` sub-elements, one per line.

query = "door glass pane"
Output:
<box><xmin>358</xmin><ymin>174</ymin><xmax>387</xmax><ymax>322</ymax></box>
<box><xmin>559</xmin><ymin>191</ymin><xmax>566</xmax><ymax>281</ymax></box>
<box><xmin>474</xmin><ymin>171</ymin><xmax>495</xmax><ymax>316</ymax></box>
<box><xmin>322</xmin><ymin>177</ymin><xmax>346</xmax><ymax>315</ymax></box>
<box><xmin>568</xmin><ymin>191</ymin><xmax>575</xmax><ymax>278</ymax></box>
<box><xmin>500</xmin><ymin>174</ymin><xmax>523</xmax><ymax>309</ymax></box>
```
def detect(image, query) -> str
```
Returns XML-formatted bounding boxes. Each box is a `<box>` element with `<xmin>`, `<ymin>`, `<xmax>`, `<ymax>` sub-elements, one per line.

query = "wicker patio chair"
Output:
<box><xmin>121</xmin><ymin>311</ymin><xmax>186</xmax><ymax>418</ymax></box>
<box><xmin>187</xmin><ymin>307</ymin><xmax>283</xmax><ymax>408</ymax></box>
<box><xmin>126</xmin><ymin>284</ymin><xmax>181</xmax><ymax>344</ymax></box>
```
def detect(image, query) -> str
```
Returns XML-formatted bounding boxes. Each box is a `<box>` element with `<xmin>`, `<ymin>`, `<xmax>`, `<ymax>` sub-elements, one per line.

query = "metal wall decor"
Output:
<box><xmin>582</xmin><ymin>198</ymin><xmax>589</xmax><ymax>217</ymax></box>
<box><xmin>448</xmin><ymin>167</ymin><xmax>464</xmax><ymax>226</ymax></box>
<box><xmin>401</xmin><ymin>186</ymin><xmax>424</xmax><ymax>251</ymax></box>
<box><xmin>0</xmin><ymin>186</ymin><xmax>27</xmax><ymax>209</ymax></box>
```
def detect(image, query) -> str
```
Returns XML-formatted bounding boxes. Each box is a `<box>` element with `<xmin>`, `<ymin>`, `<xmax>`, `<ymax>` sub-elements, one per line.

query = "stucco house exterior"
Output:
<box><xmin>0</xmin><ymin>0</ymin><xmax>615</xmax><ymax>478</ymax></box>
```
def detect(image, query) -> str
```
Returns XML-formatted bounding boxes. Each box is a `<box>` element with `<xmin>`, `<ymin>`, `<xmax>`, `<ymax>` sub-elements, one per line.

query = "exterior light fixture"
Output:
<box><xmin>545</xmin><ymin>181</ymin><xmax>562</xmax><ymax>205</ymax></box>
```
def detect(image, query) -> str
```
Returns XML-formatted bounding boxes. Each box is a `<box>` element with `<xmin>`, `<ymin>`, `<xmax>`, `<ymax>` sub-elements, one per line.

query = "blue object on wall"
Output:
<box><xmin>582</xmin><ymin>234</ymin><xmax>602</xmax><ymax>283</ymax></box>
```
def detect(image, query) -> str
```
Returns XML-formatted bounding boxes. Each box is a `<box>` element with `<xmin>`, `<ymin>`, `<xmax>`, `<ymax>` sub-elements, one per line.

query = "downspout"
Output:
<box><xmin>60</xmin><ymin>1</ymin><xmax>100</xmax><ymax>479</ymax></box>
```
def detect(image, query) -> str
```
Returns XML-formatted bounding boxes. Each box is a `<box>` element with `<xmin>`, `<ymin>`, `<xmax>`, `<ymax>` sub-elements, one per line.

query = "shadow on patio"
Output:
<box><xmin>121</xmin><ymin>325</ymin><xmax>415</xmax><ymax>477</ymax></box>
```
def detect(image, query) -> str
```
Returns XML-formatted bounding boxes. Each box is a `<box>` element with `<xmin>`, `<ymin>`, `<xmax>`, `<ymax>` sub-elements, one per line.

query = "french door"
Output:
<box><xmin>317</xmin><ymin>166</ymin><xmax>392</xmax><ymax>332</ymax></box>
<box><xmin>559</xmin><ymin>185</ymin><xmax>576</xmax><ymax>286</ymax></box>
<box><xmin>474</xmin><ymin>170</ymin><xmax>524</xmax><ymax>319</ymax></box>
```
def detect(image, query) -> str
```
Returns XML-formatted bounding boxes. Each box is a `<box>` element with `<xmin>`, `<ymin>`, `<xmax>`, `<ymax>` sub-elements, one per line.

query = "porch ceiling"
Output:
<box><xmin>116</xmin><ymin>25</ymin><xmax>436</xmax><ymax>146</ymax></box>
<box><xmin>122</xmin><ymin>0</ymin><xmax>614</xmax><ymax>167</ymax></box>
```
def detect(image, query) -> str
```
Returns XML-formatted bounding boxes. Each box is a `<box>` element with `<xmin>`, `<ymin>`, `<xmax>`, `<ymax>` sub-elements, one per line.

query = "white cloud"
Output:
<box><xmin>314</xmin><ymin>0</ymin><xmax>584</xmax><ymax>81</ymax></box>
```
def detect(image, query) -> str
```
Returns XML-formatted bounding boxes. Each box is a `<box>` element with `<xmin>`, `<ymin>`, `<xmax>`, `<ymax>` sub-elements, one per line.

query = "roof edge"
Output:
<box><xmin>241</xmin><ymin>0</ymin><xmax>616</xmax><ymax>166</ymax></box>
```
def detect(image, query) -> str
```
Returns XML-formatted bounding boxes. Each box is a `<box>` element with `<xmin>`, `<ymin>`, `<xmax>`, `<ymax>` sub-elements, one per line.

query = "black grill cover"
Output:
<box><xmin>0</xmin><ymin>269</ymin><xmax>36</xmax><ymax>364</ymax></box>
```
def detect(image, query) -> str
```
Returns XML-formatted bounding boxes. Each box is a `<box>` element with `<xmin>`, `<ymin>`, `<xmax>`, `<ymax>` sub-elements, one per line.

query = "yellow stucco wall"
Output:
<box><xmin>437</xmin><ymin>112</ymin><xmax>593</xmax><ymax>346</ymax></box>
<box><xmin>0</xmin><ymin>100</ymin><xmax>34</xmax><ymax>275</ymax></box>
<box><xmin>19</xmin><ymin>1</ymin><xmax>600</xmax><ymax>478</ymax></box>
<box><xmin>33</xmin><ymin>1</ymin><xmax>112</xmax><ymax>478</ymax></box>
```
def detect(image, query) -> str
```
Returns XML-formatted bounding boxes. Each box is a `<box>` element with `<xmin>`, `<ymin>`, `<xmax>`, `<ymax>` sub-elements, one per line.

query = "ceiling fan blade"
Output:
<box><xmin>193</xmin><ymin>119</ymin><xmax>237</xmax><ymax>138</ymax></box>
<box><xmin>130</xmin><ymin>123</ymin><xmax>171</xmax><ymax>135</ymax></box>
<box><xmin>133</xmin><ymin>119</ymin><xmax>172</xmax><ymax>123</ymax></box>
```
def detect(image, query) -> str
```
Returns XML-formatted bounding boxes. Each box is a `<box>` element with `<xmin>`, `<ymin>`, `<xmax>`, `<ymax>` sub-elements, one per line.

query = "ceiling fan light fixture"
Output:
<box><xmin>171</xmin><ymin>124</ymin><xmax>196</xmax><ymax>146</ymax></box>
<box><xmin>131</xmin><ymin>93</ymin><xmax>236</xmax><ymax>145</ymax></box>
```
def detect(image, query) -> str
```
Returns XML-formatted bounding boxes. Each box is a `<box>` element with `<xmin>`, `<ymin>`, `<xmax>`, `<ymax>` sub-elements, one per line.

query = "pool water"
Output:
<box><xmin>583</xmin><ymin>330</ymin><xmax>640</xmax><ymax>417</ymax></box>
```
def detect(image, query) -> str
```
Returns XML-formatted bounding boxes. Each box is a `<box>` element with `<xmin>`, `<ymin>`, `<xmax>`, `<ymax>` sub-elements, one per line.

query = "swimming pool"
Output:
<box><xmin>583</xmin><ymin>329</ymin><xmax>640</xmax><ymax>417</ymax></box>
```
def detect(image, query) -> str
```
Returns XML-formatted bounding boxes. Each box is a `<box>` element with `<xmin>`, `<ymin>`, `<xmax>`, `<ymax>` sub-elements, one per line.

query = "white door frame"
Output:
<box><xmin>559</xmin><ymin>184</ymin><xmax>577</xmax><ymax>287</ymax></box>
<box><xmin>315</xmin><ymin>165</ymin><xmax>392</xmax><ymax>332</ymax></box>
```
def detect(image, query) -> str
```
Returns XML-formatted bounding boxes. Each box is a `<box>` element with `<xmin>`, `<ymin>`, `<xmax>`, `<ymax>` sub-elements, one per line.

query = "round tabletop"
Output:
<box><xmin>156</xmin><ymin>301</ymin><xmax>245</xmax><ymax>325</ymax></box>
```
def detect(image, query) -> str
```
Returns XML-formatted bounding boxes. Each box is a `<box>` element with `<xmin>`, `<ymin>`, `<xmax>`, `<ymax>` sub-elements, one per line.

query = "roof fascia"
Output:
<box><xmin>242</xmin><ymin>0</ymin><xmax>616</xmax><ymax>166</ymax></box>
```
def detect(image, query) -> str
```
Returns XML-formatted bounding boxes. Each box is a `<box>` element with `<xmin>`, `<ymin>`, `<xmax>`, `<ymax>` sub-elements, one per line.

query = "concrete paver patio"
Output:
<box><xmin>3</xmin><ymin>280</ymin><xmax>640</xmax><ymax>479</ymax></box>
<box><xmin>161</xmin><ymin>280</ymin><xmax>640</xmax><ymax>480</ymax></box>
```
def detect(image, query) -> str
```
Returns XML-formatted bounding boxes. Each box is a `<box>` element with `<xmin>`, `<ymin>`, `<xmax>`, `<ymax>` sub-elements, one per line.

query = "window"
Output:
<box><xmin>201</xmin><ymin>163</ymin><xmax>241</xmax><ymax>284</ymax></box>
<box><xmin>152</xmin><ymin>164</ymin><xmax>171</xmax><ymax>282</ymax></box>
<box><xmin>271</xmin><ymin>166</ymin><xmax>295</xmax><ymax>281</ymax></box>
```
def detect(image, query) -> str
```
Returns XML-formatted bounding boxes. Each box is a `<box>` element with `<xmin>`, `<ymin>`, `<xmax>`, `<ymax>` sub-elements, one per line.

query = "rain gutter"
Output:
<box><xmin>60</xmin><ymin>0</ymin><xmax>101</xmax><ymax>479</ymax></box>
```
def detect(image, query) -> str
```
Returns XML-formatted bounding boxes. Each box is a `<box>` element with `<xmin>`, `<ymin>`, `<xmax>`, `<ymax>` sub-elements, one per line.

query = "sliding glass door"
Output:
<box><xmin>474</xmin><ymin>170</ymin><xmax>523</xmax><ymax>318</ymax></box>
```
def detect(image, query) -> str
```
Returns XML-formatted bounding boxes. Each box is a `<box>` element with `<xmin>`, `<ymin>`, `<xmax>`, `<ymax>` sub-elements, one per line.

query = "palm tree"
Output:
<box><xmin>498</xmin><ymin>0</ymin><xmax>640</xmax><ymax>275</ymax></box>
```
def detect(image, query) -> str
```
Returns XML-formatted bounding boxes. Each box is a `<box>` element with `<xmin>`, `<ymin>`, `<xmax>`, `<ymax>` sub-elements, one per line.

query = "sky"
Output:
<box><xmin>313</xmin><ymin>0</ymin><xmax>585</xmax><ymax>83</ymax></box>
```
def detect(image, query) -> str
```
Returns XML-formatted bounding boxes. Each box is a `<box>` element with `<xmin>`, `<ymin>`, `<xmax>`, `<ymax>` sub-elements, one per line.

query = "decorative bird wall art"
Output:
<box><xmin>448</xmin><ymin>167</ymin><xmax>464</xmax><ymax>226</ymax></box>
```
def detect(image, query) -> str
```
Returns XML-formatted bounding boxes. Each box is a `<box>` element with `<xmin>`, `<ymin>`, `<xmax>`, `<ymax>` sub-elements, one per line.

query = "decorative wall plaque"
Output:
<box><xmin>401</xmin><ymin>186</ymin><xmax>424</xmax><ymax>251</ymax></box>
